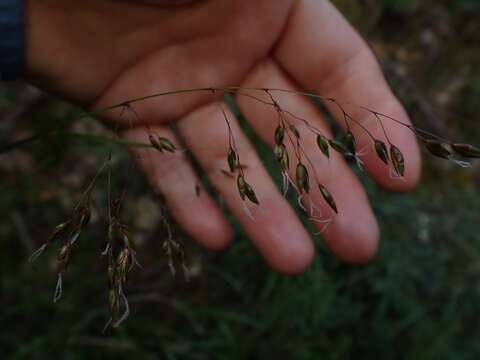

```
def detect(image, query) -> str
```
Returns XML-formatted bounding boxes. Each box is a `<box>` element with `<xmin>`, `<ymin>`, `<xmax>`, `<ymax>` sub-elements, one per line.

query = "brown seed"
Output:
<box><xmin>345</xmin><ymin>131</ymin><xmax>357</xmax><ymax>154</ymax></box>
<box><xmin>148</xmin><ymin>134</ymin><xmax>161</xmax><ymax>151</ymax></box>
<box><xmin>275</xmin><ymin>126</ymin><xmax>285</xmax><ymax>146</ymax></box>
<box><xmin>390</xmin><ymin>144</ymin><xmax>405</xmax><ymax>177</ymax></box>
<box><xmin>116</xmin><ymin>248</ymin><xmax>131</xmax><ymax>284</ymax></box>
<box><xmin>296</xmin><ymin>163</ymin><xmax>310</xmax><ymax>193</ymax></box>
<box><xmin>171</xmin><ymin>239</ymin><xmax>183</xmax><ymax>256</ymax></box>
<box><xmin>52</xmin><ymin>222</ymin><xmax>68</xmax><ymax>236</ymax></box>
<box><xmin>163</xmin><ymin>240</ymin><xmax>172</xmax><ymax>258</ymax></box>
<box><xmin>274</xmin><ymin>145</ymin><xmax>284</xmax><ymax>162</ymax></box>
<box><xmin>47</xmin><ymin>222</ymin><xmax>69</xmax><ymax>245</ymax></box>
<box><xmin>237</xmin><ymin>174</ymin><xmax>247</xmax><ymax>200</ymax></box>
<box><xmin>316</xmin><ymin>134</ymin><xmax>330</xmax><ymax>158</ymax></box>
<box><xmin>274</xmin><ymin>144</ymin><xmax>289</xmax><ymax>171</ymax></box>
<box><xmin>424</xmin><ymin>139</ymin><xmax>452</xmax><ymax>160</ymax></box>
<box><xmin>329</xmin><ymin>139</ymin><xmax>349</xmax><ymax>155</ymax></box>
<box><xmin>157</xmin><ymin>137</ymin><xmax>176</xmax><ymax>153</ymax></box>
<box><xmin>451</xmin><ymin>143</ymin><xmax>480</xmax><ymax>158</ymax></box>
<box><xmin>374</xmin><ymin>140</ymin><xmax>389</xmax><ymax>165</ymax></box>
<box><xmin>281</xmin><ymin>150</ymin><xmax>290</xmax><ymax>172</ymax></box>
<box><xmin>57</xmin><ymin>243</ymin><xmax>71</xmax><ymax>273</ymax></box>
<box><xmin>227</xmin><ymin>148</ymin><xmax>237</xmax><ymax>172</ymax></box>
<box><xmin>318</xmin><ymin>184</ymin><xmax>338</xmax><ymax>214</ymax></box>
<box><xmin>245</xmin><ymin>184</ymin><xmax>259</xmax><ymax>205</ymax></box>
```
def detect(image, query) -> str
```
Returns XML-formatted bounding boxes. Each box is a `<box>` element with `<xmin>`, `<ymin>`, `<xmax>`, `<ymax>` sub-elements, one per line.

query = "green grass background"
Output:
<box><xmin>1</xmin><ymin>1</ymin><xmax>480</xmax><ymax>359</ymax></box>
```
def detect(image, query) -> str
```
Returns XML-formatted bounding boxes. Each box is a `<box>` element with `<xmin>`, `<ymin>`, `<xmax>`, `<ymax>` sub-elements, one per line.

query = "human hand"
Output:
<box><xmin>24</xmin><ymin>0</ymin><xmax>421</xmax><ymax>274</ymax></box>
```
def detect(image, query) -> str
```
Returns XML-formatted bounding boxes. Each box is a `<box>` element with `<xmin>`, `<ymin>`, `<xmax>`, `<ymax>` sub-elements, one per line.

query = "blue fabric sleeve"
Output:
<box><xmin>0</xmin><ymin>0</ymin><xmax>24</xmax><ymax>81</ymax></box>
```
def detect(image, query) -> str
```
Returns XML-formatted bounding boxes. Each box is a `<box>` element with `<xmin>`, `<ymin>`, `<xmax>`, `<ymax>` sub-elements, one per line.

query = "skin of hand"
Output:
<box><xmin>23</xmin><ymin>0</ymin><xmax>421</xmax><ymax>274</ymax></box>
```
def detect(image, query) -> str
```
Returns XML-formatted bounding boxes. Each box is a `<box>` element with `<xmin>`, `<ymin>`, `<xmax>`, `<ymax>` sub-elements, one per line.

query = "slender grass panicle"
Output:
<box><xmin>26</xmin><ymin>85</ymin><xmax>480</xmax><ymax>329</ymax></box>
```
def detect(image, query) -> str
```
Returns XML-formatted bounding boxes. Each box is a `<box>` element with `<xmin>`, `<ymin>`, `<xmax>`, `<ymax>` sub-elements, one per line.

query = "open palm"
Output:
<box><xmin>26</xmin><ymin>0</ymin><xmax>421</xmax><ymax>273</ymax></box>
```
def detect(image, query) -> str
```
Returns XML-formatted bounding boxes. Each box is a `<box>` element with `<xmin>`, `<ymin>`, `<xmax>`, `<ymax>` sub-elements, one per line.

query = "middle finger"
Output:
<box><xmin>235</xmin><ymin>59</ymin><xmax>379</xmax><ymax>263</ymax></box>
<box><xmin>177</xmin><ymin>100</ymin><xmax>315</xmax><ymax>274</ymax></box>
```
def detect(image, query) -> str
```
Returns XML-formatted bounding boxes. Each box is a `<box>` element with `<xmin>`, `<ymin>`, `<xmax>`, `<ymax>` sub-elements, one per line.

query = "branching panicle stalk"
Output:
<box><xmin>27</xmin><ymin>84</ymin><xmax>480</xmax><ymax>330</ymax></box>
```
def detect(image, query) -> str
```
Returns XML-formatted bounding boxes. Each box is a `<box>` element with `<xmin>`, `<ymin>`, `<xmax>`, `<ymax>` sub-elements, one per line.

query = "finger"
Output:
<box><xmin>177</xmin><ymin>101</ymin><xmax>315</xmax><ymax>274</ymax></box>
<box><xmin>122</xmin><ymin>125</ymin><xmax>232</xmax><ymax>250</ymax></box>
<box><xmin>274</xmin><ymin>0</ymin><xmax>421</xmax><ymax>191</ymax></box>
<box><xmin>236</xmin><ymin>59</ymin><xmax>378</xmax><ymax>263</ymax></box>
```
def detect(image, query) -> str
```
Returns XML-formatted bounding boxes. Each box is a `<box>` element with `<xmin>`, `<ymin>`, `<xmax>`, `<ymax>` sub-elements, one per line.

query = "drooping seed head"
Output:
<box><xmin>48</xmin><ymin>222</ymin><xmax>69</xmax><ymax>245</ymax></box>
<box><xmin>451</xmin><ymin>143</ymin><xmax>480</xmax><ymax>158</ymax></box>
<box><xmin>148</xmin><ymin>133</ymin><xmax>161</xmax><ymax>151</ymax></box>
<box><xmin>227</xmin><ymin>148</ymin><xmax>238</xmax><ymax>172</ymax></box>
<box><xmin>163</xmin><ymin>240</ymin><xmax>172</xmax><ymax>258</ymax></box>
<box><xmin>390</xmin><ymin>144</ymin><xmax>405</xmax><ymax>177</ymax></box>
<box><xmin>296</xmin><ymin>163</ymin><xmax>310</xmax><ymax>193</ymax></box>
<box><xmin>274</xmin><ymin>145</ymin><xmax>283</xmax><ymax>161</ymax></box>
<box><xmin>116</xmin><ymin>248</ymin><xmax>131</xmax><ymax>284</ymax></box>
<box><xmin>329</xmin><ymin>139</ymin><xmax>349</xmax><ymax>155</ymax></box>
<box><xmin>170</xmin><ymin>239</ymin><xmax>183</xmax><ymax>256</ymax></box>
<box><xmin>157</xmin><ymin>137</ymin><xmax>176</xmax><ymax>153</ymax></box>
<box><xmin>274</xmin><ymin>144</ymin><xmax>289</xmax><ymax>171</ymax></box>
<box><xmin>274</xmin><ymin>126</ymin><xmax>285</xmax><ymax>146</ymax></box>
<box><xmin>424</xmin><ymin>139</ymin><xmax>452</xmax><ymax>160</ymax></box>
<box><xmin>280</xmin><ymin>149</ymin><xmax>289</xmax><ymax>172</ymax></box>
<box><xmin>170</xmin><ymin>240</ymin><xmax>190</xmax><ymax>281</ymax></box>
<box><xmin>374</xmin><ymin>140</ymin><xmax>389</xmax><ymax>165</ymax></box>
<box><xmin>316</xmin><ymin>134</ymin><xmax>330</xmax><ymax>158</ymax></box>
<box><xmin>318</xmin><ymin>184</ymin><xmax>338</xmax><ymax>214</ymax></box>
<box><xmin>237</xmin><ymin>174</ymin><xmax>247</xmax><ymax>200</ymax></box>
<box><xmin>245</xmin><ymin>183</ymin><xmax>259</xmax><ymax>205</ymax></box>
<box><xmin>345</xmin><ymin>131</ymin><xmax>357</xmax><ymax>154</ymax></box>
<box><xmin>120</xmin><ymin>225</ymin><xmax>135</xmax><ymax>253</ymax></box>
<box><xmin>57</xmin><ymin>243</ymin><xmax>71</xmax><ymax>273</ymax></box>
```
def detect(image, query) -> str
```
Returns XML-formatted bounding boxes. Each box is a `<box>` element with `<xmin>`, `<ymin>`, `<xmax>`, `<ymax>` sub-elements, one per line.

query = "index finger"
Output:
<box><xmin>274</xmin><ymin>0</ymin><xmax>421</xmax><ymax>190</ymax></box>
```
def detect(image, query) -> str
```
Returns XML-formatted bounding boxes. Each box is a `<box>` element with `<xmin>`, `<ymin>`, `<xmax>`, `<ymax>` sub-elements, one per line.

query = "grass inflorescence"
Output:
<box><xmin>27</xmin><ymin>86</ymin><xmax>480</xmax><ymax>329</ymax></box>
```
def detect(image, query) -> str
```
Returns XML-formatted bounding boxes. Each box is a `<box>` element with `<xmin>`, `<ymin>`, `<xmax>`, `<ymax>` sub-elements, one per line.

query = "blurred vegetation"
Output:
<box><xmin>1</xmin><ymin>1</ymin><xmax>480</xmax><ymax>359</ymax></box>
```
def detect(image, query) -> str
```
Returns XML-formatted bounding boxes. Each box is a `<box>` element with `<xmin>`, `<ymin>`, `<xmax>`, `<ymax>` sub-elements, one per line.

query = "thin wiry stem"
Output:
<box><xmin>6</xmin><ymin>85</ymin><xmax>471</xmax><ymax>156</ymax></box>
<box><xmin>373</xmin><ymin>112</ymin><xmax>391</xmax><ymax>144</ymax></box>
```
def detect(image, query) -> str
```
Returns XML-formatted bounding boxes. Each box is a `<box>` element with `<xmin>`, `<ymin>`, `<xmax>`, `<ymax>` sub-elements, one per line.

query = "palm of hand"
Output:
<box><xmin>27</xmin><ymin>0</ymin><xmax>291</xmax><ymax>104</ymax></box>
<box><xmin>26</xmin><ymin>0</ymin><xmax>421</xmax><ymax>273</ymax></box>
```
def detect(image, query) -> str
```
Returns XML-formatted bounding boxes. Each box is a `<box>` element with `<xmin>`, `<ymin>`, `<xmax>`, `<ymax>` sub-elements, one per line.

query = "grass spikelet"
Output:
<box><xmin>424</xmin><ymin>139</ymin><xmax>452</xmax><ymax>160</ymax></box>
<box><xmin>296</xmin><ymin>163</ymin><xmax>310</xmax><ymax>194</ymax></box>
<box><xmin>390</xmin><ymin>144</ymin><xmax>405</xmax><ymax>177</ymax></box>
<box><xmin>451</xmin><ymin>143</ymin><xmax>480</xmax><ymax>158</ymax></box>
<box><xmin>318</xmin><ymin>184</ymin><xmax>338</xmax><ymax>214</ymax></box>
<box><xmin>329</xmin><ymin>139</ymin><xmax>349</xmax><ymax>156</ymax></box>
<box><xmin>227</xmin><ymin>148</ymin><xmax>238</xmax><ymax>172</ymax></box>
<box><xmin>374</xmin><ymin>140</ymin><xmax>389</xmax><ymax>165</ymax></box>
<box><xmin>316</xmin><ymin>134</ymin><xmax>330</xmax><ymax>158</ymax></box>
<box><xmin>275</xmin><ymin>126</ymin><xmax>285</xmax><ymax>146</ymax></box>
